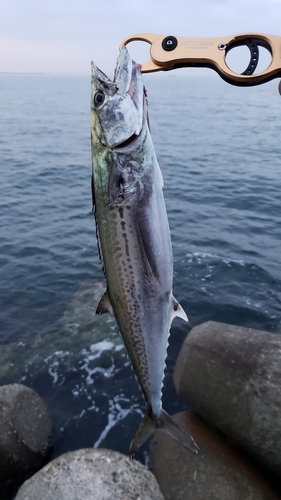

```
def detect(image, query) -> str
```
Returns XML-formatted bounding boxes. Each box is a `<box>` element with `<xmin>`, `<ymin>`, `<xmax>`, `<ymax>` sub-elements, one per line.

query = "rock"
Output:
<box><xmin>0</xmin><ymin>383</ymin><xmax>51</xmax><ymax>487</ymax></box>
<box><xmin>173</xmin><ymin>321</ymin><xmax>281</xmax><ymax>477</ymax></box>
<box><xmin>15</xmin><ymin>448</ymin><xmax>165</xmax><ymax>500</ymax></box>
<box><xmin>150</xmin><ymin>411</ymin><xmax>281</xmax><ymax>500</ymax></box>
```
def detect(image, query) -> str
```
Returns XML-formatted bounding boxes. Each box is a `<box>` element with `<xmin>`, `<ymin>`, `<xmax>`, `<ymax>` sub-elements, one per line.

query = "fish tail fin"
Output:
<box><xmin>159</xmin><ymin>409</ymin><xmax>200</xmax><ymax>453</ymax></box>
<box><xmin>129</xmin><ymin>412</ymin><xmax>156</xmax><ymax>459</ymax></box>
<box><xmin>129</xmin><ymin>409</ymin><xmax>200</xmax><ymax>459</ymax></box>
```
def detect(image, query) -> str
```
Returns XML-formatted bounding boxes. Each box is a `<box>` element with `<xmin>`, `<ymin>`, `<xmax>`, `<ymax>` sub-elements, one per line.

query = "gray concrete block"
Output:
<box><xmin>150</xmin><ymin>411</ymin><xmax>281</xmax><ymax>500</ymax></box>
<box><xmin>15</xmin><ymin>448</ymin><xmax>164</xmax><ymax>499</ymax></box>
<box><xmin>0</xmin><ymin>383</ymin><xmax>51</xmax><ymax>485</ymax></box>
<box><xmin>174</xmin><ymin>321</ymin><xmax>281</xmax><ymax>477</ymax></box>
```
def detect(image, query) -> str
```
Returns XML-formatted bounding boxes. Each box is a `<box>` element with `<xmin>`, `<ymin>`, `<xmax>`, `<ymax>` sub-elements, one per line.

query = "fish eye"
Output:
<box><xmin>94</xmin><ymin>91</ymin><xmax>105</xmax><ymax>108</ymax></box>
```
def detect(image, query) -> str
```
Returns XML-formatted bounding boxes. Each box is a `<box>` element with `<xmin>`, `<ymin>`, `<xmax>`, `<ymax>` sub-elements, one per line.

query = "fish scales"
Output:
<box><xmin>94</xmin><ymin>147</ymin><xmax>171</xmax><ymax>412</ymax></box>
<box><xmin>91</xmin><ymin>46</ymin><xmax>199</xmax><ymax>456</ymax></box>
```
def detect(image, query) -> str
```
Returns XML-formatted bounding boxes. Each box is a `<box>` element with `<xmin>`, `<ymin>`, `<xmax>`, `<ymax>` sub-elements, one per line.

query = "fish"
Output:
<box><xmin>90</xmin><ymin>46</ymin><xmax>199</xmax><ymax>457</ymax></box>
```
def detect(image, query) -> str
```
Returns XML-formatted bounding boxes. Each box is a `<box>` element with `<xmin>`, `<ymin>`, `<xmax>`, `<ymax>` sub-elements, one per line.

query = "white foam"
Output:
<box><xmin>44</xmin><ymin>350</ymin><xmax>70</xmax><ymax>385</ymax></box>
<box><xmin>114</xmin><ymin>344</ymin><xmax>124</xmax><ymax>352</ymax></box>
<box><xmin>93</xmin><ymin>395</ymin><xmax>143</xmax><ymax>448</ymax></box>
<box><xmin>90</xmin><ymin>340</ymin><xmax>115</xmax><ymax>354</ymax></box>
<box><xmin>186</xmin><ymin>251</ymin><xmax>245</xmax><ymax>267</ymax></box>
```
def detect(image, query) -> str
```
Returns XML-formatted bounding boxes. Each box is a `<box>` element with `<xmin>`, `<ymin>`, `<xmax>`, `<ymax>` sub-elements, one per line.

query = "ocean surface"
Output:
<box><xmin>0</xmin><ymin>70</ymin><xmax>281</xmax><ymax>464</ymax></box>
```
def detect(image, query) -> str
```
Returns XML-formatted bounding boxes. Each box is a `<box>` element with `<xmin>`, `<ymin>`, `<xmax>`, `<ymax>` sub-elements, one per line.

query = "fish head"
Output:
<box><xmin>91</xmin><ymin>46</ymin><xmax>145</xmax><ymax>150</ymax></box>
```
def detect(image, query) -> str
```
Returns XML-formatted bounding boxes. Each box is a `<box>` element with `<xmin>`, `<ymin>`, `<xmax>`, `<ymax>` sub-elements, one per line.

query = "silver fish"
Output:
<box><xmin>90</xmin><ymin>46</ymin><xmax>198</xmax><ymax>457</ymax></box>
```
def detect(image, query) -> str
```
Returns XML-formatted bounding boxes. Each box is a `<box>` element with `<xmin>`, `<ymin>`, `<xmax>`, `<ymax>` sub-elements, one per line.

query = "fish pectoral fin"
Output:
<box><xmin>171</xmin><ymin>296</ymin><xmax>188</xmax><ymax>323</ymax></box>
<box><xmin>129</xmin><ymin>409</ymin><xmax>199</xmax><ymax>459</ymax></box>
<box><xmin>96</xmin><ymin>290</ymin><xmax>113</xmax><ymax>315</ymax></box>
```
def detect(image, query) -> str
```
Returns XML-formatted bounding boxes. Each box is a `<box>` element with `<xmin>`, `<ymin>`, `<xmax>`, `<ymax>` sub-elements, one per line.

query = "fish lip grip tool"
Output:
<box><xmin>120</xmin><ymin>33</ymin><xmax>281</xmax><ymax>86</ymax></box>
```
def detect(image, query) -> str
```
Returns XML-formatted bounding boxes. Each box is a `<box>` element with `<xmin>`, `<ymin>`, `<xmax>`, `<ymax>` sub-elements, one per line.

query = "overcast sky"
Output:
<box><xmin>1</xmin><ymin>0</ymin><xmax>281</xmax><ymax>74</ymax></box>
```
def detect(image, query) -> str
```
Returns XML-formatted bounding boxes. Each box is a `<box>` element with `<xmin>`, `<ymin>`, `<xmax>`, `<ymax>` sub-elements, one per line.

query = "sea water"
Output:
<box><xmin>0</xmin><ymin>70</ymin><xmax>280</xmax><ymax>460</ymax></box>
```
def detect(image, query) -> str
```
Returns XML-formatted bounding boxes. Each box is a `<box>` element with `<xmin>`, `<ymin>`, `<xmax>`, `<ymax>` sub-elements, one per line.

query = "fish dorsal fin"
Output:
<box><xmin>96</xmin><ymin>290</ymin><xmax>113</xmax><ymax>315</ymax></box>
<box><xmin>171</xmin><ymin>296</ymin><xmax>188</xmax><ymax>323</ymax></box>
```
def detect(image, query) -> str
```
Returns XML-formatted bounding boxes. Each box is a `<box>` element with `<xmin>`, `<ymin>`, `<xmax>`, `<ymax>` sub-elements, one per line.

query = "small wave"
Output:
<box><xmin>94</xmin><ymin>395</ymin><xmax>143</xmax><ymax>449</ymax></box>
<box><xmin>44</xmin><ymin>350</ymin><xmax>70</xmax><ymax>385</ymax></box>
<box><xmin>186</xmin><ymin>251</ymin><xmax>245</xmax><ymax>267</ymax></box>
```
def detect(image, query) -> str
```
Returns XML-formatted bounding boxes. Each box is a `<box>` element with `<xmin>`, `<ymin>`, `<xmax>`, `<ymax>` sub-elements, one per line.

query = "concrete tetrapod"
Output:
<box><xmin>150</xmin><ymin>411</ymin><xmax>281</xmax><ymax>500</ymax></box>
<box><xmin>0</xmin><ymin>384</ymin><xmax>51</xmax><ymax>490</ymax></box>
<box><xmin>173</xmin><ymin>321</ymin><xmax>281</xmax><ymax>477</ymax></box>
<box><xmin>15</xmin><ymin>448</ymin><xmax>165</xmax><ymax>500</ymax></box>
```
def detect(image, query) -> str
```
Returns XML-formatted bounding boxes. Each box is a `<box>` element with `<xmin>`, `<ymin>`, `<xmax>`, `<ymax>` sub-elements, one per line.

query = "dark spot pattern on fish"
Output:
<box><xmin>121</xmin><ymin>231</ymin><xmax>130</xmax><ymax>257</ymax></box>
<box><xmin>98</xmin><ymin>209</ymin><xmax>154</xmax><ymax>399</ymax></box>
<box><xmin>91</xmin><ymin>48</ymin><xmax>196</xmax><ymax>454</ymax></box>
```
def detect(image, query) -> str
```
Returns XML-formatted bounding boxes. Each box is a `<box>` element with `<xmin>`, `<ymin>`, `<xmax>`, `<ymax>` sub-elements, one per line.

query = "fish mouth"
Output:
<box><xmin>115</xmin><ymin>47</ymin><xmax>144</xmax><ymax>135</ymax></box>
<box><xmin>112</xmin><ymin>48</ymin><xmax>145</xmax><ymax>150</ymax></box>
<box><xmin>114</xmin><ymin>46</ymin><xmax>141</xmax><ymax>97</ymax></box>
<box><xmin>92</xmin><ymin>46</ymin><xmax>145</xmax><ymax>149</ymax></box>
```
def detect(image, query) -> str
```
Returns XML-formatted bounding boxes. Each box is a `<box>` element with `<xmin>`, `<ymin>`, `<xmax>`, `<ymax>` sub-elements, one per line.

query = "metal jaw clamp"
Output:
<box><xmin>120</xmin><ymin>32</ymin><xmax>281</xmax><ymax>87</ymax></box>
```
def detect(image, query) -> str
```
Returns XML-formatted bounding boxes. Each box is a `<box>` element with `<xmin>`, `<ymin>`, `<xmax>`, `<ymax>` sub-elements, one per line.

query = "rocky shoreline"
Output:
<box><xmin>1</xmin><ymin>321</ymin><xmax>281</xmax><ymax>498</ymax></box>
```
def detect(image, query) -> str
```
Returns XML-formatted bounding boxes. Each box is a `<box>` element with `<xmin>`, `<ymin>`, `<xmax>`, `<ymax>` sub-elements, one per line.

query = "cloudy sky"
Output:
<box><xmin>1</xmin><ymin>0</ymin><xmax>280</xmax><ymax>74</ymax></box>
